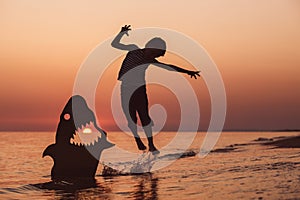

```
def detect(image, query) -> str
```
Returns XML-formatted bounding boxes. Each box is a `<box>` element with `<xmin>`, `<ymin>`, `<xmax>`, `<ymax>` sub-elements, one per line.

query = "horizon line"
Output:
<box><xmin>0</xmin><ymin>129</ymin><xmax>299</xmax><ymax>132</ymax></box>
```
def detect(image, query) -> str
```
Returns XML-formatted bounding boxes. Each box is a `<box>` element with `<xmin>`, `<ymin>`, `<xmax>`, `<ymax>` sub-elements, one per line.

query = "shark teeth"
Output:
<box><xmin>70</xmin><ymin>121</ymin><xmax>102</xmax><ymax>146</ymax></box>
<box><xmin>75</xmin><ymin>120</ymin><xmax>93</xmax><ymax>131</ymax></box>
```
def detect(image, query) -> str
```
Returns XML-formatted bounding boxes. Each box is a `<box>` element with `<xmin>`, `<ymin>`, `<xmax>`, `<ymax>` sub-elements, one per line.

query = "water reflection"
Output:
<box><xmin>46</xmin><ymin>174</ymin><xmax>158</xmax><ymax>200</ymax></box>
<box><xmin>102</xmin><ymin>173</ymin><xmax>158</xmax><ymax>200</ymax></box>
<box><xmin>54</xmin><ymin>184</ymin><xmax>111</xmax><ymax>199</ymax></box>
<box><xmin>34</xmin><ymin>179</ymin><xmax>111</xmax><ymax>199</ymax></box>
<box><xmin>132</xmin><ymin>174</ymin><xmax>158</xmax><ymax>200</ymax></box>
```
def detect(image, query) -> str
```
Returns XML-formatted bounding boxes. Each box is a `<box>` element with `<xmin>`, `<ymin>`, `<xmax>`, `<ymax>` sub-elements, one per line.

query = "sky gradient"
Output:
<box><xmin>1</xmin><ymin>0</ymin><xmax>299</xmax><ymax>131</ymax></box>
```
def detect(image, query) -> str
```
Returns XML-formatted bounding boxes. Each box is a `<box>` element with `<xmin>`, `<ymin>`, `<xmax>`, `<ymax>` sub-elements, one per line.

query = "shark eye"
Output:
<box><xmin>64</xmin><ymin>113</ymin><xmax>71</xmax><ymax>120</ymax></box>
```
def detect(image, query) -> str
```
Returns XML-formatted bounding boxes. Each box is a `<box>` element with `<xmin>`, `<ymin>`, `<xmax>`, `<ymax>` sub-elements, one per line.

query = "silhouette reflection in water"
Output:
<box><xmin>37</xmin><ymin>174</ymin><xmax>159</xmax><ymax>200</ymax></box>
<box><xmin>102</xmin><ymin>173</ymin><xmax>158</xmax><ymax>200</ymax></box>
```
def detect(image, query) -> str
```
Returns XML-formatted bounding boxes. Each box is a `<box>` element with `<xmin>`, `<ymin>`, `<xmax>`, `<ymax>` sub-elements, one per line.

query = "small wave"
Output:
<box><xmin>101</xmin><ymin>149</ymin><xmax>198</xmax><ymax>176</ymax></box>
<box><xmin>1</xmin><ymin>184</ymin><xmax>38</xmax><ymax>194</ymax></box>
<box><xmin>31</xmin><ymin>179</ymin><xmax>98</xmax><ymax>191</ymax></box>
<box><xmin>0</xmin><ymin>184</ymin><xmax>45</xmax><ymax>199</ymax></box>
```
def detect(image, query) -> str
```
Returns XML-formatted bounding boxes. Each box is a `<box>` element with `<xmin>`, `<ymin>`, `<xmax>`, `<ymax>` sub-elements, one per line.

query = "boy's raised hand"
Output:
<box><xmin>121</xmin><ymin>25</ymin><xmax>131</xmax><ymax>36</ymax></box>
<box><xmin>187</xmin><ymin>70</ymin><xmax>201</xmax><ymax>79</ymax></box>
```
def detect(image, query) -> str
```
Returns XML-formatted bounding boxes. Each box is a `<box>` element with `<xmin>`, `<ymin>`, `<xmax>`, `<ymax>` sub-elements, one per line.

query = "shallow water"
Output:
<box><xmin>0</xmin><ymin>131</ymin><xmax>300</xmax><ymax>199</ymax></box>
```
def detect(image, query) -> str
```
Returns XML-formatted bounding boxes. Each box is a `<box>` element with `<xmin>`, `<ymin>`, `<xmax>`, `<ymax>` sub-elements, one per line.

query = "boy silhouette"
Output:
<box><xmin>111</xmin><ymin>25</ymin><xmax>200</xmax><ymax>154</ymax></box>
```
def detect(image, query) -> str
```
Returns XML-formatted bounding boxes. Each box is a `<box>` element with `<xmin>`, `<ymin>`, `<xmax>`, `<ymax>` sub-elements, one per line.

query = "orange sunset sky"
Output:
<box><xmin>0</xmin><ymin>1</ymin><xmax>299</xmax><ymax>131</ymax></box>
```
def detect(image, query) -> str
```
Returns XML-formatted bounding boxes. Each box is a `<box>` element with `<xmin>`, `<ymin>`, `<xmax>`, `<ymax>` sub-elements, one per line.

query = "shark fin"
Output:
<box><xmin>42</xmin><ymin>143</ymin><xmax>56</xmax><ymax>159</ymax></box>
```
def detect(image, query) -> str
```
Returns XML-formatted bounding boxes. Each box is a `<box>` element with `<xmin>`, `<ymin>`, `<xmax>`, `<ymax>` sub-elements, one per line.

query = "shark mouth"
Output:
<box><xmin>70</xmin><ymin>121</ymin><xmax>102</xmax><ymax>146</ymax></box>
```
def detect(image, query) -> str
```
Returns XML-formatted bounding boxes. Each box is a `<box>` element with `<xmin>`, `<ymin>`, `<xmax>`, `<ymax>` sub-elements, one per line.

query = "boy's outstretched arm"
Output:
<box><xmin>111</xmin><ymin>25</ymin><xmax>139</xmax><ymax>51</ymax></box>
<box><xmin>153</xmin><ymin>61</ymin><xmax>200</xmax><ymax>79</ymax></box>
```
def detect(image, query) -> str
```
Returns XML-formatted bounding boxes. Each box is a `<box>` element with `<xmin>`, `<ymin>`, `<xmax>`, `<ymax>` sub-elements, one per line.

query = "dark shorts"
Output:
<box><xmin>120</xmin><ymin>84</ymin><xmax>152</xmax><ymax>127</ymax></box>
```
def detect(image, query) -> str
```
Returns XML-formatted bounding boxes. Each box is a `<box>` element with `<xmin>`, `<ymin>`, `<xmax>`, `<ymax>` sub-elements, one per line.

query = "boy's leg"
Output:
<box><xmin>128</xmin><ymin>123</ymin><xmax>146</xmax><ymax>150</ymax></box>
<box><xmin>143</xmin><ymin>124</ymin><xmax>159</xmax><ymax>153</ymax></box>
<box><xmin>137</xmin><ymin>86</ymin><xmax>159</xmax><ymax>153</ymax></box>
<box><xmin>121</xmin><ymin>84</ymin><xmax>146</xmax><ymax>150</ymax></box>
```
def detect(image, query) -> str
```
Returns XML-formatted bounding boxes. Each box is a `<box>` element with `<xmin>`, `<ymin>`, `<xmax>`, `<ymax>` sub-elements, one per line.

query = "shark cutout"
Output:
<box><xmin>43</xmin><ymin>95</ymin><xmax>114</xmax><ymax>181</ymax></box>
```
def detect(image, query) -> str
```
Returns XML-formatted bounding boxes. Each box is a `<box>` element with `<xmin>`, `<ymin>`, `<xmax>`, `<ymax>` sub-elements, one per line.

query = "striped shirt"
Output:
<box><xmin>118</xmin><ymin>49</ymin><xmax>157</xmax><ymax>85</ymax></box>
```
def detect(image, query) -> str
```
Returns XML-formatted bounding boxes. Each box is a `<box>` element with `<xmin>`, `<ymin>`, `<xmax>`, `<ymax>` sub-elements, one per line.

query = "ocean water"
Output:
<box><xmin>0</xmin><ymin>131</ymin><xmax>300</xmax><ymax>199</ymax></box>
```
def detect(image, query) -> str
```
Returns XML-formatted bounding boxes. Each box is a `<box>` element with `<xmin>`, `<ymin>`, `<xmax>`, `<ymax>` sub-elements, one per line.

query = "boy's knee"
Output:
<box><xmin>141</xmin><ymin>119</ymin><xmax>154</xmax><ymax>128</ymax></box>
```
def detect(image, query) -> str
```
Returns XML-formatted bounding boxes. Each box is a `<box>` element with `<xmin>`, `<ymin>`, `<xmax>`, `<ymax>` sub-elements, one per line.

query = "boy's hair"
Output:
<box><xmin>145</xmin><ymin>37</ymin><xmax>166</xmax><ymax>51</ymax></box>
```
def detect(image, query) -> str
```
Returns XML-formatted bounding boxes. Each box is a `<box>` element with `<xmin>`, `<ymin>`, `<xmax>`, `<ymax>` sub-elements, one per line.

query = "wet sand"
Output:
<box><xmin>263</xmin><ymin>135</ymin><xmax>300</xmax><ymax>148</ymax></box>
<box><xmin>211</xmin><ymin>134</ymin><xmax>300</xmax><ymax>153</ymax></box>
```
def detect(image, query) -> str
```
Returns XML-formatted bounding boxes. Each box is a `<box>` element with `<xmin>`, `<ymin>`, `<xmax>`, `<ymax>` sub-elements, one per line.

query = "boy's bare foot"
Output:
<box><xmin>149</xmin><ymin>145</ymin><xmax>160</xmax><ymax>155</ymax></box>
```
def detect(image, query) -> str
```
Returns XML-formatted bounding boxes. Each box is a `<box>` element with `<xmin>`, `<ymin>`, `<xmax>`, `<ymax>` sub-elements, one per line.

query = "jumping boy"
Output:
<box><xmin>111</xmin><ymin>25</ymin><xmax>200</xmax><ymax>154</ymax></box>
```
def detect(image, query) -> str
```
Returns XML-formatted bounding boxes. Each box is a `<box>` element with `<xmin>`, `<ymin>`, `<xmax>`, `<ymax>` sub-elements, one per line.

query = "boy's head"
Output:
<box><xmin>145</xmin><ymin>37</ymin><xmax>166</xmax><ymax>58</ymax></box>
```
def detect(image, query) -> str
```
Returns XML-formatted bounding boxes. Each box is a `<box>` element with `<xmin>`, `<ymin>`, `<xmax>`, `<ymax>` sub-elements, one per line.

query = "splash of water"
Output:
<box><xmin>101</xmin><ymin>152</ymin><xmax>157</xmax><ymax>175</ymax></box>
